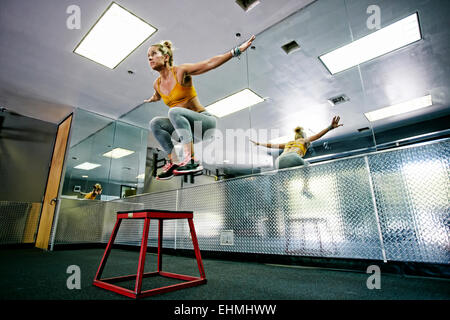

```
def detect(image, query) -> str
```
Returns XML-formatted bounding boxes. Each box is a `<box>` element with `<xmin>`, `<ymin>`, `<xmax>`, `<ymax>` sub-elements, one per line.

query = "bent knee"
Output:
<box><xmin>149</xmin><ymin>117</ymin><xmax>166</xmax><ymax>130</ymax></box>
<box><xmin>167</xmin><ymin>107</ymin><xmax>184</xmax><ymax>119</ymax></box>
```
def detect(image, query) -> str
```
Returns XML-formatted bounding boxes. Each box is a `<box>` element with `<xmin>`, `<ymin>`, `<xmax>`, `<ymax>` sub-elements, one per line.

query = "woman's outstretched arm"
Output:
<box><xmin>306</xmin><ymin>116</ymin><xmax>343</xmax><ymax>143</ymax></box>
<box><xmin>178</xmin><ymin>35</ymin><xmax>255</xmax><ymax>76</ymax></box>
<box><xmin>250</xmin><ymin>139</ymin><xmax>285</xmax><ymax>149</ymax></box>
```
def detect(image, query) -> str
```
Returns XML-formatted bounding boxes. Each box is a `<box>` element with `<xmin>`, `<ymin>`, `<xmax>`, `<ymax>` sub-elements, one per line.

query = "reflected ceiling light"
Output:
<box><xmin>319</xmin><ymin>12</ymin><xmax>421</xmax><ymax>74</ymax></box>
<box><xmin>136</xmin><ymin>173</ymin><xmax>145</xmax><ymax>179</ymax></box>
<box><xmin>364</xmin><ymin>94</ymin><xmax>432</xmax><ymax>122</ymax></box>
<box><xmin>73</xmin><ymin>2</ymin><xmax>157</xmax><ymax>69</ymax></box>
<box><xmin>206</xmin><ymin>88</ymin><xmax>264</xmax><ymax>118</ymax></box>
<box><xmin>103</xmin><ymin>147</ymin><xmax>135</xmax><ymax>159</ymax></box>
<box><xmin>74</xmin><ymin>162</ymin><xmax>101</xmax><ymax>170</ymax></box>
<box><xmin>82</xmin><ymin>175</ymin><xmax>89</xmax><ymax>178</ymax></box>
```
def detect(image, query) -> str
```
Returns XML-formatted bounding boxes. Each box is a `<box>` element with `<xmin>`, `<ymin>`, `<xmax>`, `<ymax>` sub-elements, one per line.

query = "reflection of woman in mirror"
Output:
<box><xmin>83</xmin><ymin>183</ymin><xmax>102</xmax><ymax>200</ymax></box>
<box><xmin>251</xmin><ymin>116</ymin><xmax>343</xmax><ymax>196</ymax></box>
<box><xmin>145</xmin><ymin>35</ymin><xmax>255</xmax><ymax>180</ymax></box>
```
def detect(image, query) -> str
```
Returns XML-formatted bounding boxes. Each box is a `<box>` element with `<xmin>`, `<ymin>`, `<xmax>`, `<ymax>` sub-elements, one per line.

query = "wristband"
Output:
<box><xmin>231</xmin><ymin>47</ymin><xmax>241</xmax><ymax>57</ymax></box>
<box><xmin>328</xmin><ymin>125</ymin><xmax>334</xmax><ymax>130</ymax></box>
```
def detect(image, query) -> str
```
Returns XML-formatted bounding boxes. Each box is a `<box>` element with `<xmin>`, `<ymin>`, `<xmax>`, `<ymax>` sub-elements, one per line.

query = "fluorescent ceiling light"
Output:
<box><xmin>74</xmin><ymin>162</ymin><xmax>101</xmax><ymax>170</ymax></box>
<box><xmin>319</xmin><ymin>13</ymin><xmax>421</xmax><ymax>74</ymax></box>
<box><xmin>206</xmin><ymin>88</ymin><xmax>264</xmax><ymax>118</ymax></box>
<box><xmin>365</xmin><ymin>95</ymin><xmax>432</xmax><ymax>122</ymax></box>
<box><xmin>82</xmin><ymin>175</ymin><xmax>88</xmax><ymax>178</ymax></box>
<box><xmin>103</xmin><ymin>147</ymin><xmax>135</xmax><ymax>159</ymax></box>
<box><xmin>74</xmin><ymin>2</ymin><xmax>157</xmax><ymax>69</ymax></box>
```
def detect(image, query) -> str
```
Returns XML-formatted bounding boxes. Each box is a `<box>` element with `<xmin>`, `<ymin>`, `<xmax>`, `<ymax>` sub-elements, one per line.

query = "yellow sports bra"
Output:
<box><xmin>157</xmin><ymin>67</ymin><xmax>198</xmax><ymax>108</ymax></box>
<box><xmin>284</xmin><ymin>140</ymin><xmax>308</xmax><ymax>156</ymax></box>
<box><xmin>84</xmin><ymin>192</ymin><xmax>97</xmax><ymax>200</ymax></box>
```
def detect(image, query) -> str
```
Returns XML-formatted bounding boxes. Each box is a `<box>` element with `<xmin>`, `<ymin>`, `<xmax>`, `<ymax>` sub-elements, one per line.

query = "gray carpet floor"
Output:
<box><xmin>0</xmin><ymin>248</ymin><xmax>449</xmax><ymax>300</ymax></box>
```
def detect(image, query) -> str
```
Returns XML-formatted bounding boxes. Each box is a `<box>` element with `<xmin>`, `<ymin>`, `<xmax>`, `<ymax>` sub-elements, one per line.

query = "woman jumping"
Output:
<box><xmin>251</xmin><ymin>116</ymin><xmax>342</xmax><ymax>197</ymax></box>
<box><xmin>146</xmin><ymin>35</ymin><xmax>256</xmax><ymax>180</ymax></box>
<box><xmin>251</xmin><ymin>116</ymin><xmax>343</xmax><ymax>169</ymax></box>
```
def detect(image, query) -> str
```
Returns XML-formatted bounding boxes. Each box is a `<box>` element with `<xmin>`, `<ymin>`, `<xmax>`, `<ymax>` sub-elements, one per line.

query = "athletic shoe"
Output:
<box><xmin>173</xmin><ymin>157</ymin><xmax>203</xmax><ymax>175</ymax></box>
<box><xmin>156</xmin><ymin>162</ymin><xmax>179</xmax><ymax>180</ymax></box>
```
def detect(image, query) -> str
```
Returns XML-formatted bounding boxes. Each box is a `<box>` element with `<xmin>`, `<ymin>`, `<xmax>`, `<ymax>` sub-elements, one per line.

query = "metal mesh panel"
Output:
<box><xmin>115</xmin><ymin>191</ymin><xmax>178</xmax><ymax>248</ymax></box>
<box><xmin>52</xmin><ymin>200</ymin><xmax>106</xmax><ymax>244</ymax></box>
<box><xmin>102</xmin><ymin>201</ymin><xmax>145</xmax><ymax>245</ymax></box>
<box><xmin>369</xmin><ymin>141</ymin><xmax>450</xmax><ymax>264</ymax></box>
<box><xmin>175</xmin><ymin>157</ymin><xmax>383</xmax><ymax>260</ymax></box>
<box><xmin>0</xmin><ymin>201</ymin><xmax>32</xmax><ymax>244</ymax></box>
<box><xmin>53</xmin><ymin>194</ymin><xmax>178</xmax><ymax>248</ymax></box>
<box><xmin>277</xmin><ymin>158</ymin><xmax>383</xmax><ymax>259</ymax></box>
<box><xmin>52</xmin><ymin>140</ymin><xmax>450</xmax><ymax>264</ymax></box>
<box><xmin>117</xmin><ymin>191</ymin><xmax>178</xmax><ymax>211</ymax></box>
<box><xmin>177</xmin><ymin>182</ymin><xmax>227</xmax><ymax>252</ymax></box>
<box><xmin>52</xmin><ymin>199</ymin><xmax>144</xmax><ymax>245</ymax></box>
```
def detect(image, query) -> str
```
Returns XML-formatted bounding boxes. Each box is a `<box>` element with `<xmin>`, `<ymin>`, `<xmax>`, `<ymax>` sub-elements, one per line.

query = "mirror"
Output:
<box><xmin>62</xmin><ymin>108</ymin><xmax>147</xmax><ymax>200</ymax></box>
<box><xmin>347</xmin><ymin>0</ymin><xmax>450</xmax><ymax>146</ymax></box>
<box><xmin>62</xmin><ymin>0</ymin><xmax>450</xmax><ymax>197</ymax></box>
<box><xmin>248</xmin><ymin>0</ymin><xmax>376</xmax><ymax>170</ymax></box>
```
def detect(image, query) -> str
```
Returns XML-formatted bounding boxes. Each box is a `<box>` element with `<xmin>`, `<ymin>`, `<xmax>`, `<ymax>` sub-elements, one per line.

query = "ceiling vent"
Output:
<box><xmin>357</xmin><ymin>127</ymin><xmax>370</xmax><ymax>132</ymax></box>
<box><xmin>281</xmin><ymin>40</ymin><xmax>300</xmax><ymax>54</ymax></box>
<box><xmin>235</xmin><ymin>0</ymin><xmax>261</xmax><ymax>12</ymax></box>
<box><xmin>328</xmin><ymin>94</ymin><xmax>350</xmax><ymax>106</ymax></box>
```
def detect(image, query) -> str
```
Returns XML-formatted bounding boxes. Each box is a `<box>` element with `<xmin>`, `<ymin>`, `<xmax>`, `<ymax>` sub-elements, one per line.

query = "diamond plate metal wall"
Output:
<box><xmin>174</xmin><ymin>157</ymin><xmax>384</xmax><ymax>260</ymax></box>
<box><xmin>51</xmin><ymin>199</ymin><xmax>144</xmax><ymax>246</ymax></box>
<box><xmin>176</xmin><ymin>182</ymin><xmax>227</xmax><ymax>252</ymax></box>
<box><xmin>278</xmin><ymin>157</ymin><xmax>383</xmax><ymax>260</ymax></box>
<box><xmin>368</xmin><ymin>141</ymin><xmax>450</xmax><ymax>264</ymax></box>
<box><xmin>0</xmin><ymin>201</ymin><xmax>31</xmax><ymax>244</ymax></box>
<box><xmin>116</xmin><ymin>191</ymin><xmax>179</xmax><ymax>248</ymax></box>
<box><xmin>51</xmin><ymin>140</ymin><xmax>450</xmax><ymax>264</ymax></box>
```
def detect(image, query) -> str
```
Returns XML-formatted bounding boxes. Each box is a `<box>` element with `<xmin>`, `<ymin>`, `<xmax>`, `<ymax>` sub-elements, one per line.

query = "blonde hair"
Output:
<box><xmin>294</xmin><ymin>126</ymin><xmax>306</xmax><ymax>140</ymax></box>
<box><xmin>151</xmin><ymin>40</ymin><xmax>174</xmax><ymax>66</ymax></box>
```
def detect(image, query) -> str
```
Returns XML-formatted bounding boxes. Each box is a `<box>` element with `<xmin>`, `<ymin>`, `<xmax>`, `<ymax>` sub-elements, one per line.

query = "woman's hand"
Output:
<box><xmin>239</xmin><ymin>35</ymin><xmax>256</xmax><ymax>53</ymax></box>
<box><xmin>144</xmin><ymin>95</ymin><xmax>159</xmax><ymax>103</ymax></box>
<box><xmin>330</xmin><ymin>116</ymin><xmax>343</xmax><ymax>129</ymax></box>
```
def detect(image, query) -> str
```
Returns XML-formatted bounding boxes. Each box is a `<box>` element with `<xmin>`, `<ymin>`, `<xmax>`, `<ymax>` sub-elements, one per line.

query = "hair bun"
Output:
<box><xmin>294</xmin><ymin>126</ymin><xmax>303</xmax><ymax>133</ymax></box>
<box><xmin>162</xmin><ymin>40</ymin><xmax>172</xmax><ymax>50</ymax></box>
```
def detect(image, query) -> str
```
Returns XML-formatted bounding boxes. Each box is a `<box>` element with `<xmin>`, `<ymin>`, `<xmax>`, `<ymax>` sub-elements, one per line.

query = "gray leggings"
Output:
<box><xmin>275</xmin><ymin>152</ymin><xmax>309</xmax><ymax>169</ymax></box>
<box><xmin>150</xmin><ymin>107</ymin><xmax>217</xmax><ymax>154</ymax></box>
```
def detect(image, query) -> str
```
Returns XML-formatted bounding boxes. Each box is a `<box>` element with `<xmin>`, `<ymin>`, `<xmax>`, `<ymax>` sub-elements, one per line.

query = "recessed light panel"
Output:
<box><xmin>103</xmin><ymin>147</ymin><xmax>135</xmax><ymax>159</ymax></box>
<box><xmin>206</xmin><ymin>89</ymin><xmax>264</xmax><ymax>118</ymax></box>
<box><xmin>74</xmin><ymin>162</ymin><xmax>101</xmax><ymax>170</ymax></box>
<box><xmin>364</xmin><ymin>95</ymin><xmax>432</xmax><ymax>122</ymax></box>
<box><xmin>319</xmin><ymin>13</ymin><xmax>421</xmax><ymax>74</ymax></box>
<box><xmin>74</xmin><ymin>2</ymin><xmax>157</xmax><ymax>69</ymax></box>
